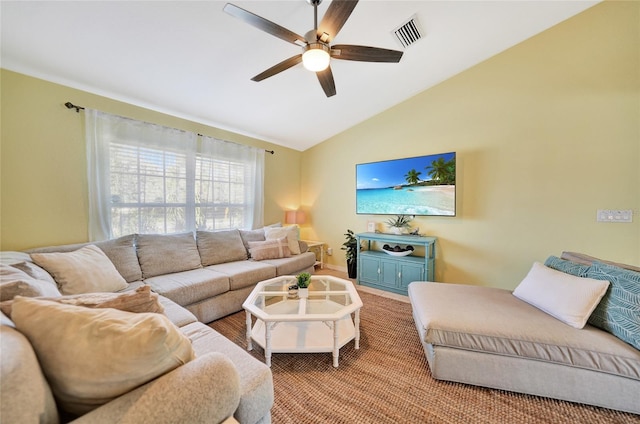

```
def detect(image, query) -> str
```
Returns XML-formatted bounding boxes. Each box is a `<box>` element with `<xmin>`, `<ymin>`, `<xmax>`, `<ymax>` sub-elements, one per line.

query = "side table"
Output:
<box><xmin>303</xmin><ymin>240</ymin><xmax>325</xmax><ymax>269</ymax></box>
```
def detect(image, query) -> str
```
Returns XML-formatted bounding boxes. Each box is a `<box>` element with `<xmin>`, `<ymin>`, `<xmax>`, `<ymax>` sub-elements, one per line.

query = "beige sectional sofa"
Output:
<box><xmin>26</xmin><ymin>229</ymin><xmax>316</xmax><ymax>323</ymax></box>
<box><xmin>0</xmin><ymin>228</ymin><xmax>316</xmax><ymax>424</ymax></box>
<box><xmin>408</xmin><ymin>252</ymin><xmax>640</xmax><ymax>415</ymax></box>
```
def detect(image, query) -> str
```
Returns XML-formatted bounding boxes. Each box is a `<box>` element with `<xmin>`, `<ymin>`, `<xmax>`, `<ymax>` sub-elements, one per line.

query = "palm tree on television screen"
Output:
<box><xmin>426</xmin><ymin>157</ymin><xmax>456</xmax><ymax>185</ymax></box>
<box><xmin>404</xmin><ymin>169</ymin><xmax>422</xmax><ymax>185</ymax></box>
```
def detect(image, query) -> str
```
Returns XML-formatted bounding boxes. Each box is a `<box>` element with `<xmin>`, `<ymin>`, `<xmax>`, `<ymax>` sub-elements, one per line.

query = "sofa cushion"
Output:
<box><xmin>95</xmin><ymin>234</ymin><xmax>144</xmax><ymax>283</ymax></box>
<box><xmin>408</xmin><ymin>282</ymin><xmax>640</xmax><ymax>381</ymax></box>
<box><xmin>31</xmin><ymin>245</ymin><xmax>128</xmax><ymax>295</ymax></box>
<box><xmin>586</xmin><ymin>261</ymin><xmax>640</xmax><ymax>350</ymax></box>
<box><xmin>264</xmin><ymin>226</ymin><xmax>301</xmax><ymax>255</ymax></box>
<box><xmin>11</xmin><ymin>296</ymin><xmax>195</xmax><ymax>416</ymax></box>
<box><xmin>0</xmin><ymin>316</ymin><xmax>59</xmax><ymax>424</ymax></box>
<box><xmin>206</xmin><ymin>261</ymin><xmax>276</xmax><ymax>291</ymax></box>
<box><xmin>145</xmin><ymin>269</ymin><xmax>230</xmax><ymax>306</ymax></box>
<box><xmin>181</xmin><ymin>322</ymin><xmax>274</xmax><ymax>424</ymax></box>
<box><xmin>239</xmin><ymin>228</ymin><xmax>265</xmax><ymax>255</ymax></box>
<box><xmin>513</xmin><ymin>262</ymin><xmax>609</xmax><ymax>329</ymax></box>
<box><xmin>249</xmin><ymin>237</ymin><xmax>291</xmax><ymax>261</ymax></box>
<box><xmin>561</xmin><ymin>251</ymin><xmax>640</xmax><ymax>273</ymax></box>
<box><xmin>136</xmin><ymin>233</ymin><xmax>202</xmax><ymax>279</ymax></box>
<box><xmin>197</xmin><ymin>229</ymin><xmax>248</xmax><ymax>266</ymax></box>
<box><xmin>158</xmin><ymin>295</ymin><xmax>199</xmax><ymax>328</ymax></box>
<box><xmin>544</xmin><ymin>255</ymin><xmax>590</xmax><ymax>277</ymax></box>
<box><xmin>261</xmin><ymin>251</ymin><xmax>316</xmax><ymax>276</ymax></box>
<box><xmin>0</xmin><ymin>265</ymin><xmax>61</xmax><ymax>301</ymax></box>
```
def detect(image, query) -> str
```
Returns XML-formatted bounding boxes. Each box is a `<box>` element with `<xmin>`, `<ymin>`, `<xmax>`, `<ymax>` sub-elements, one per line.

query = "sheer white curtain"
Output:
<box><xmin>85</xmin><ymin>109</ymin><xmax>197</xmax><ymax>240</ymax></box>
<box><xmin>85</xmin><ymin>109</ymin><xmax>264</xmax><ymax>241</ymax></box>
<box><xmin>199</xmin><ymin>135</ymin><xmax>264</xmax><ymax>230</ymax></box>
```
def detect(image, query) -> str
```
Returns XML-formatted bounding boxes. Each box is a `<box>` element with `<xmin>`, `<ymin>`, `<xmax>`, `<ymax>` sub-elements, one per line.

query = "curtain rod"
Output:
<box><xmin>64</xmin><ymin>101</ymin><xmax>275</xmax><ymax>155</ymax></box>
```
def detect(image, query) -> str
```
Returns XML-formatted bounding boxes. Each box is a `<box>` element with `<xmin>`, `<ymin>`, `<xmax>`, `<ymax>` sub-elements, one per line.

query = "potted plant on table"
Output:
<box><xmin>296</xmin><ymin>272</ymin><xmax>311</xmax><ymax>298</ymax></box>
<box><xmin>385</xmin><ymin>214</ymin><xmax>413</xmax><ymax>234</ymax></box>
<box><xmin>341</xmin><ymin>229</ymin><xmax>360</xmax><ymax>279</ymax></box>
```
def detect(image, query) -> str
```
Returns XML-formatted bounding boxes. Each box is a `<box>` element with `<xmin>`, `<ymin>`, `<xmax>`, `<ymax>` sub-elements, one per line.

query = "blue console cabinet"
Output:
<box><xmin>356</xmin><ymin>232</ymin><xmax>436</xmax><ymax>295</ymax></box>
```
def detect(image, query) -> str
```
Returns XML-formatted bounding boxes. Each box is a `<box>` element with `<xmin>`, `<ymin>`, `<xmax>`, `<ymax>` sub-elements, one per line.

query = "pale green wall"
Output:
<box><xmin>301</xmin><ymin>1</ymin><xmax>640</xmax><ymax>289</ymax></box>
<box><xmin>0</xmin><ymin>70</ymin><xmax>302</xmax><ymax>250</ymax></box>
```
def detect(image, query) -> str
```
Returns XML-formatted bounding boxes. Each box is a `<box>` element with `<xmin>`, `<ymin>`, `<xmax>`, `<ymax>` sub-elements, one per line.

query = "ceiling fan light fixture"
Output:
<box><xmin>302</xmin><ymin>43</ymin><xmax>330</xmax><ymax>72</ymax></box>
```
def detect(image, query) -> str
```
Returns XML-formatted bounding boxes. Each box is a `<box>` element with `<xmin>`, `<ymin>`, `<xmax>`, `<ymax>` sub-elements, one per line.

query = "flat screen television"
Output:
<box><xmin>356</xmin><ymin>152</ymin><xmax>456</xmax><ymax>216</ymax></box>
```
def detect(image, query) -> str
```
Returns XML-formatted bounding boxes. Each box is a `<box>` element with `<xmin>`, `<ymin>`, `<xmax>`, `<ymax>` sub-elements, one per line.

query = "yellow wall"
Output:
<box><xmin>301</xmin><ymin>1</ymin><xmax>640</xmax><ymax>289</ymax></box>
<box><xmin>0</xmin><ymin>70</ymin><xmax>302</xmax><ymax>250</ymax></box>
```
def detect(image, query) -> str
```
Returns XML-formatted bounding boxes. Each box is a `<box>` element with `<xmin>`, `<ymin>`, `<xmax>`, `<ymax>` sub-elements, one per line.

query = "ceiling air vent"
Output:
<box><xmin>393</xmin><ymin>15</ymin><xmax>423</xmax><ymax>48</ymax></box>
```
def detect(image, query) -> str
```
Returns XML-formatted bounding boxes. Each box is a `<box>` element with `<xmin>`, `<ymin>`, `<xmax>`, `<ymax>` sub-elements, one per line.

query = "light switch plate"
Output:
<box><xmin>596</xmin><ymin>209</ymin><xmax>633</xmax><ymax>223</ymax></box>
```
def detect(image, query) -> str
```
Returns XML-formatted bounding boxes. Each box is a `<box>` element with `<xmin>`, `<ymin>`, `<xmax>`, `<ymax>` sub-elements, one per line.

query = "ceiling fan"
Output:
<box><xmin>223</xmin><ymin>0</ymin><xmax>403</xmax><ymax>97</ymax></box>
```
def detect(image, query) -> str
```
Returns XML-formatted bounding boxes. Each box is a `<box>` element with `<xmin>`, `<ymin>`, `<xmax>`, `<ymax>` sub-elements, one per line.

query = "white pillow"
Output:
<box><xmin>0</xmin><ymin>265</ymin><xmax>61</xmax><ymax>301</ymax></box>
<box><xmin>264</xmin><ymin>225</ymin><xmax>301</xmax><ymax>255</ymax></box>
<box><xmin>31</xmin><ymin>245</ymin><xmax>127</xmax><ymax>295</ymax></box>
<box><xmin>11</xmin><ymin>296</ymin><xmax>195</xmax><ymax>415</ymax></box>
<box><xmin>513</xmin><ymin>262</ymin><xmax>610</xmax><ymax>329</ymax></box>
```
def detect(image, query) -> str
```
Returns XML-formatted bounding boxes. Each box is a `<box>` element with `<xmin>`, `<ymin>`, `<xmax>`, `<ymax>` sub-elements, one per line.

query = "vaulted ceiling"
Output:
<box><xmin>1</xmin><ymin>1</ymin><xmax>600</xmax><ymax>151</ymax></box>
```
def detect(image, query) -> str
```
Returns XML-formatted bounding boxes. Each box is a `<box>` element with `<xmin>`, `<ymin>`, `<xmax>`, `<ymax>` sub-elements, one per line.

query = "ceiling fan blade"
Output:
<box><xmin>224</xmin><ymin>3</ymin><xmax>306</xmax><ymax>46</ymax></box>
<box><xmin>317</xmin><ymin>0</ymin><xmax>359</xmax><ymax>42</ymax></box>
<box><xmin>331</xmin><ymin>44</ymin><xmax>403</xmax><ymax>63</ymax></box>
<box><xmin>316</xmin><ymin>66</ymin><xmax>336</xmax><ymax>98</ymax></box>
<box><xmin>251</xmin><ymin>55</ymin><xmax>303</xmax><ymax>82</ymax></box>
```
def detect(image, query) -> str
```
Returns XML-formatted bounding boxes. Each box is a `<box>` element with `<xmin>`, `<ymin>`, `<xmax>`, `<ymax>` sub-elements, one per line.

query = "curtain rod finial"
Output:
<box><xmin>65</xmin><ymin>102</ymin><xmax>84</xmax><ymax>113</ymax></box>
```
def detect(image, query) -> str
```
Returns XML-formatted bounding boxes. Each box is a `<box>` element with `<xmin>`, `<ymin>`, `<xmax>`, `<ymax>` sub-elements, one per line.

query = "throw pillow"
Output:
<box><xmin>31</xmin><ymin>245</ymin><xmax>127</xmax><ymax>295</ymax></box>
<box><xmin>135</xmin><ymin>233</ymin><xmax>202</xmax><ymax>279</ymax></box>
<box><xmin>11</xmin><ymin>296</ymin><xmax>195</xmax><ymax>415</ymax></box>
<box><xmin>543</xmin><ymin>255</ymin><xmax>590</xmax><ymax>277</ymax></box>
<box><xmin>0</xmin><ymin>251</ymin><xmax>31</xmax><ymax>265</ymax></box>
<box><xmin>0</xmin><ymin>285</ymin><xmax>164</xmax><ymax>318</ymax></box>
<box><xmin>513</xmin><ymin>262</ymin><xmax>610</xmax><ymax>329</ymax></box>
<box><xmin>264</xmin><ymin>226</ymin><xmax>301</xmax><ymax>255</ymax></box>
<box><xmin>10</xmin><ymin>261</ymin><xmax>57</xmax><ymax>285</ymax></box>
<box><xmin>249</xmin><ymin>237</ymin><xmax>291</xmax><ymax>261</ymax></box>
<box><xmin>25</xmin><ymin>235</ymin><xmax>143</xmax><ymax>283</ymax></box>
<box><xmin>196</xmin><ymin>229</ymin><xmax>248</xmax><ymax>266</ymax></box>
<box><xmin>586</xmin><ymin>261</ymin><xmax>640</xmax><ymax>350</ymax></box>
<box><xmin>0</xmin><ymin>265</ymin><xmax>61</xmax><ymax>301</ymax></box>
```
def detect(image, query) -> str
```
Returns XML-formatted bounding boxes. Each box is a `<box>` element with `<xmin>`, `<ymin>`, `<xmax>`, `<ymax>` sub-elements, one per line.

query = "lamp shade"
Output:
<box><xmin>285</xmin><ymin>210</ymin><xmax>307</xmax><ymax>225</ymax></box>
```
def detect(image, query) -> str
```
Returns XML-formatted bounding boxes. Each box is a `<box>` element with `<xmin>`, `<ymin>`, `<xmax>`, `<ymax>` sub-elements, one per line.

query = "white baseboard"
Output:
<box><xmin>323</xmin><ymin>263</ymin><xmax>347</xmax><ymax>273</ymax></box>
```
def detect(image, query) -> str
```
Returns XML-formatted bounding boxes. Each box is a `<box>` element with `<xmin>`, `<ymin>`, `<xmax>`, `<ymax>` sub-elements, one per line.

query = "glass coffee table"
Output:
<box><xmin>242</xmin><ymin>275</ymin><xmax>363</xmax><ymax>367</ymax></box>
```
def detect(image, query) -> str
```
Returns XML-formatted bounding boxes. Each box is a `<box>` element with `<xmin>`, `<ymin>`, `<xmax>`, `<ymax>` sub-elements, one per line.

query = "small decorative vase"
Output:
<box><xmin>298</xmin><ymin>288</ymin><xmax>309</xmax><ymax>299</ymax></box>
<box><xmin>390</xmin><ymin>227</ymin><xmax>403</xmax><ymax>235</ymax></box>
<box><xmin>288</xmin><ymin>285</ymin><xmax>298</xmax><ymax>298</ymax></box>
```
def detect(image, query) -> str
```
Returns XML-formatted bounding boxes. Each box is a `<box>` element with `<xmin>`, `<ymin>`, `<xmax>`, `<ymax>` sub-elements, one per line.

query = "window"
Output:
<box><xmin>86</xmin><ymin>109</ymin><xmax>264</xmax><ymax>241</ymax></box>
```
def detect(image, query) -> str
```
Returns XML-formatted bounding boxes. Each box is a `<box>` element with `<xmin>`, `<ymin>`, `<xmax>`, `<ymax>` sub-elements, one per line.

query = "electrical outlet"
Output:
<box><xmin>326</xmin><ymin>247</ymin><xmax>333</xmax><ymax>256</ymax></box>
<box><xmin>596</xmin><ymin>209</ymin><xmax>633</xmax><ymax>223</ymax></box>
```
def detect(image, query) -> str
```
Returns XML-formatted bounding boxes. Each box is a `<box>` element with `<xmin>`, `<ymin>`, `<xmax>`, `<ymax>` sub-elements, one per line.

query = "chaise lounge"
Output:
<box><xmin>408</xmin><ymin>251</ymin><xmax>640</xmax><ymax>415</ymax></box>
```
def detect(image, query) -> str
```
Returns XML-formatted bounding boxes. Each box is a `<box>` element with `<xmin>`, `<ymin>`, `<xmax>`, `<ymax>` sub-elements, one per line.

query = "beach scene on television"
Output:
<box><xmin>356</xmin><ymin>152</ymin><xmax>456</xmax><ymax>216</ymax></box>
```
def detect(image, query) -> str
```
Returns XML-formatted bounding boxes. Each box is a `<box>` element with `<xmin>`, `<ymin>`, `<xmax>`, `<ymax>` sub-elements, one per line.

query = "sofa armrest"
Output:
<box><xmin>72</xmin><ymin>352</ymin><xmax>240</xmax><ymax>424</ymax></box>
<box><xmin>298</xmin><ymin>240</ymin><xmax>308</xmax><ymax>253</ymax></box>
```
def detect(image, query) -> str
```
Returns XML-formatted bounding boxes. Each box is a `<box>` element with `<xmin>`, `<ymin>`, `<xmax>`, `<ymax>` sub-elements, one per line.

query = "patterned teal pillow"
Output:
<box><xmin>586</xmin><ymin>261</ymin><xmax>640</xmax><ymax>350</ymax></box>
<box><xmin>544</xmin><ymin>256</ymin><xmax>590</xmax><ymax>277</ymax></box>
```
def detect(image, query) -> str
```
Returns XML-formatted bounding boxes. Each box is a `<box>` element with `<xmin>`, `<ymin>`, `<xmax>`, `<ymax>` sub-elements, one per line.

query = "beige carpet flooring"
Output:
<box><xmin>210</xmin><ymin>270</ymin><xmax>639</xmax><ymax>423</ymax></box>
